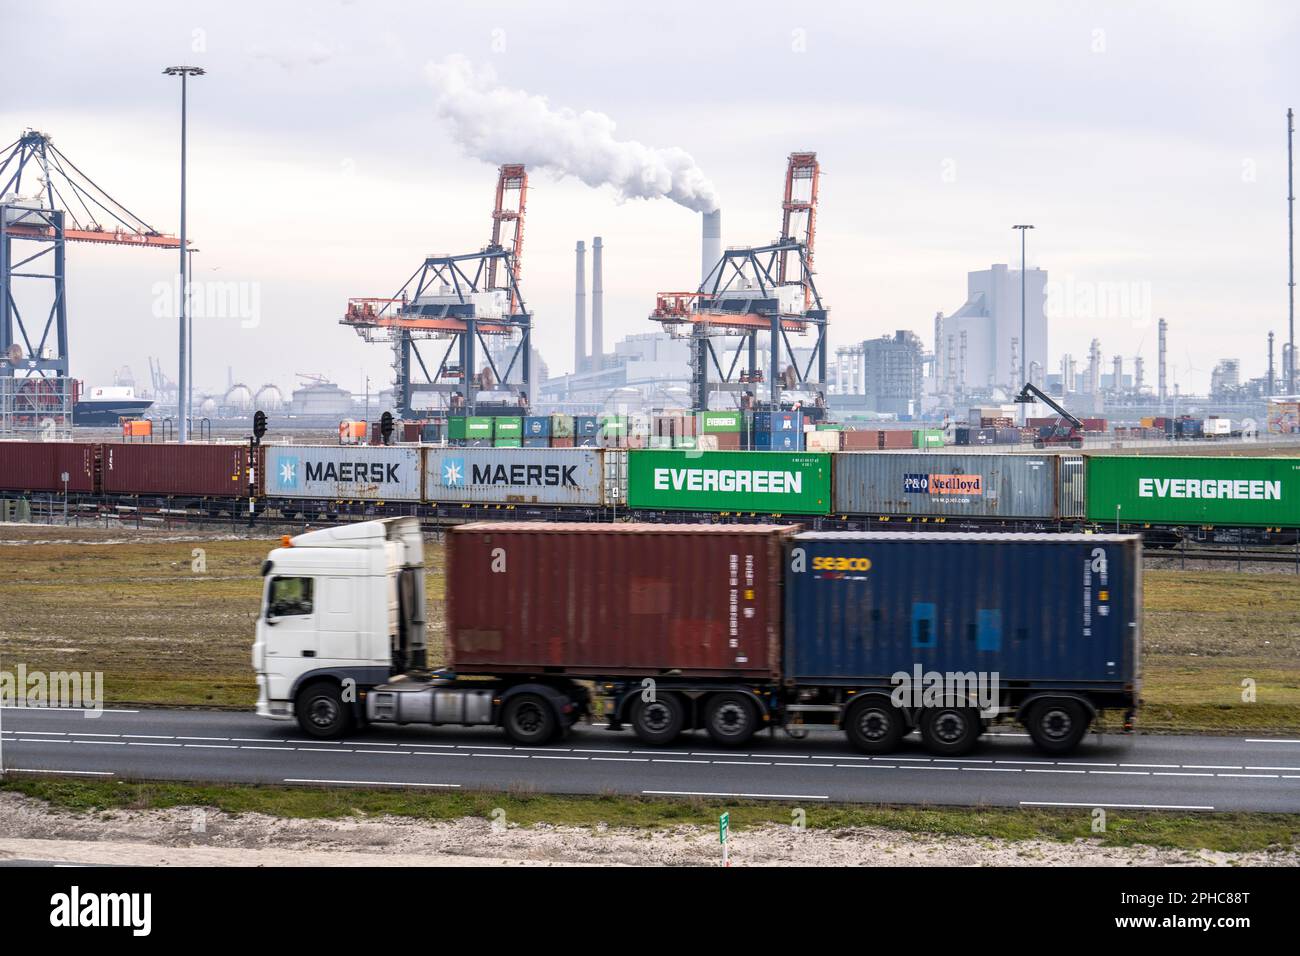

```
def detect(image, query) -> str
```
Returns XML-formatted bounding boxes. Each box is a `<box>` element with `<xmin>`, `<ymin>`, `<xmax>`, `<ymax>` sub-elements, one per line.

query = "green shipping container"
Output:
<box><xmin>672</xmin><ymin>435</ymin><xmax>698</xmax><ymax>449</ymax></box>
<box><xmin>627</xmin><ymin>450</ymin><xmax>831</xmax><ymax>514</ymax></box>
<box><xmin>913</xmin><ymin>429</ymin><xmax>944</xmax><ymax>448</ymax></box>
<box><xmin>1085</xmin><ymin>455</ymin><xmax>1300</xmax><ymax>527</ymax></box>
<box><xmin>815</xmin><ymin>422</ymin><xmax>845</xmax><ymax>432</ymax></box>
<box><xmin>698</xmin><ymin>411</ymin><xmax>742</xmax><ymax>433</ymax></box>
<box><xmin>449</xmin><ymin>416</ymin><xmax>493</xmax><ymax>440</ymax></box>
<box><xmin>493</xmin><ymin>417</ymin><xmax>523</xmax><ymax>438</ymax></box>
<box><xmin>494</xmin><ymin>438</ymin><xmax>522</xmax><ymax>448</ymax></box>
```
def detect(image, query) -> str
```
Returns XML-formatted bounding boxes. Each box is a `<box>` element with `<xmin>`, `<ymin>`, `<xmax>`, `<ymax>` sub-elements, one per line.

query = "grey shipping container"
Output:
<box><xmin>831</xmin><ymin>452</ymin><xmax>1084</xmax><ymax>520</ymax></box>
<box><xmin>425</xmin><ymin>447</ymin><xmax>620</xmax><ymax>506</ymax></box>
<box><xmin>263</xmin><ymin>445</ymin><xmax>424</xmax><ymax>501</ymax></box>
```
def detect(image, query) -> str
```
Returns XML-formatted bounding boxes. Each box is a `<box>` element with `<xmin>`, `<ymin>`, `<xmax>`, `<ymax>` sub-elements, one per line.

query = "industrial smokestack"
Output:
<box><xmin>1158</xmin><ymin>317</ymin><xmax>1168</xmax><ymax>404</ymax></box>
<box><xmin>701</xmin><ymin>209</ymin><xmax>722</xmax><ymax>286</ymax></box>
<box><xmin>574</xmin><ymin>240</ymin><xmax>586</xmax><ymax>373</ymax></box>
<box><xmin>592</xmin><ymin>236</ymin><xmax>604</xmax><ymax>367</ymax></box>
<box><xmin>1268</xmin><ymin>331</ymin><xmax>1276</xmax><ymax>396</ymax></box>
<box><xmin>1112</xmin><ymin>355</ymin><xmax>1123</xmax><ymax>394</ymax></box>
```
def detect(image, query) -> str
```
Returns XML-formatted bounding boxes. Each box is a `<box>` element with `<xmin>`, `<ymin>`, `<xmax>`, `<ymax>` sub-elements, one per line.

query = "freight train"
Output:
<box><xmin>1</xmin><ymin>441</ymin><xmax>1298</xmax><ymax>534</ymax></box>
<box><xmin>254</xmin><ymin>518</ymin><xmax>1141</xmax><ymax>756</ymax></box>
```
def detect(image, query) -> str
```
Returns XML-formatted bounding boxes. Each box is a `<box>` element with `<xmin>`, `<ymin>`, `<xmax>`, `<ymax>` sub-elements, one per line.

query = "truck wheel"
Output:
<box><xmin>630</xmin><ymin>693</ymin><xmax>685</xmax><ymax>746</ymax></box>
<box><xmin>919</xmin><ymin>706</ymin><xmax>980</xmax><ymax>756</ymax></box>
<box><xmin>1025</xmin><ymin>699</ymin><xmax>1090</xmax><ymax>754</ymax></box>
<box><xmin>704</xmin><ymin>693</ymin><xmax>759</xmax><ymax>747</ymax></box>
<box><xmin>502</xmin><ymin>693</ymin><xmax>558</xmax><ymax>745</ymax></box>
<box><xmin>844</xmin><ymin>696</ymin><xmax>905</xmax><ymax>754</ymax></box>
<box><xmin>295</xmin><ymin>681</ymin><xmax>353</xmax><ymax>740</ymax></box>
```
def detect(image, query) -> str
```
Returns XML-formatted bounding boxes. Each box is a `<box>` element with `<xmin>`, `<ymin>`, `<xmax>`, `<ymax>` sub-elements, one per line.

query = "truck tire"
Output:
<box><xmin>295</xmin><ymin>681</ymin><xmax>353</xmax><ymax>740</ymax></box>
<box><xmin>844</xmin><ymin>695</ymin><xmax>906</xmax><ymax>754</ymax></box>
<box><xmin>502</xmin><ymin>693</ymin><xmax>559</xmax><ymax>745</ymax></box>
<box><xmin>1025</xmin><ymin>699</ymin><xmax>1090</xmax><ymax>754</ymax></box>
<box><xmin>919</xmin><ymin>706</ymin><xmax>980</xmax><ymax>756</ymax></box>
<box><xmin>704</xmin><ymin>693</ymin><xmax>759</xmax><ymax>747</ymax></box>
<box><xmin>630</xmin><ymin>693</ymin><xmax>685</xmax><ymax>746</ymax></box>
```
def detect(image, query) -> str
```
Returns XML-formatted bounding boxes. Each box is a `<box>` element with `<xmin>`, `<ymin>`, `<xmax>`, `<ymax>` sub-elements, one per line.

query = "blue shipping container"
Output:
<box><xmin>522</xmin><ymin>437</ymin><xmax>550</xmax><ymax>448</ymax></box>
<box><xmin>784</xmin><ymin>532</ymin><xmax>1141</xmax><ymax>688</ymax></box>
<box><xmin>753</xmin><ymin>411</ymin><xmax>798</xmax><ymax>432</ymax></box>
<box><xmin>747</xmin><ymin>430</ymin><xmax>803</xmax><ymax>450</ymax></box>
<box><xmin>524</xmin><ymin>416</ymin><xmax>551</xmax><ymax>438</ymax></box>
<box><xmin>574</xmin><ymin>416</ymin><xmax>599</xmax><ymax>437</ymax></box>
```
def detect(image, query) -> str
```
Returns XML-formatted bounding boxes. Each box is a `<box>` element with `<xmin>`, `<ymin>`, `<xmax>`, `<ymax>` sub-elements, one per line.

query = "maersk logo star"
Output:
<box><xmin>442</xmin><ymin>457</ymin><xmax>465</xmax><ymax>487</ymax></box>
<box><xmin>279</xmin><ymin>457</ymin><xmax>299</xmax><ymax>487</ymax></box>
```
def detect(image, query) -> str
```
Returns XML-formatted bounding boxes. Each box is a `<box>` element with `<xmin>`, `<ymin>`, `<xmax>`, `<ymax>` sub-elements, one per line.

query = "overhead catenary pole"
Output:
<box><xmin>164</xmin><ymin>65</ymin><xmax>205</xmax><ymax>443</ymax></box>
<box><xmin>1288</xmin><ymin>107</ymin><xmax>1295</xmax><ymax>395</ymax></box>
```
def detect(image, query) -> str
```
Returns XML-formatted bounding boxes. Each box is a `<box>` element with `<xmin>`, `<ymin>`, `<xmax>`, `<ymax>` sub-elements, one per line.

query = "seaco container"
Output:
<box><xmin>784</xmin><ymin>532</ymin><xmax>1142</xmax><ymax>687</ymax></box>
<box><xmin>101</xmin><ymin>443</ymin><xmax>248</xmax><ymax>497</ymax></box>
<box><xmin>832</xmin><ymin>452</ymin><xmax>1083</xmax><ymax>520</ymax></box>
<box><xmin>0</xmin><ymin>441</ymin><xmax>97</xmax><ymax>493</ymax></box>
<box><xmin>425</xmin><ymin>447</ymin><xmax>614</xmax><ymax>506</ymax></box>
<box><xmin>627</xmin><ymin>449</ymin><xmax>831</xmax><ymax>514</ymax></box>
<box><xmin>262</xmin><ymin>445</ymin><xmax>423</xmax><ymax>501</ymax></box>
<box><xmin>1085</xmin><ymin>455</ymin><xmax>1300</xmax><ymax>527</ymax></box>
<box><xmin>447</xmin><ymin>523</ymin><xmax>796</xmax><ymax>677</ymax></box>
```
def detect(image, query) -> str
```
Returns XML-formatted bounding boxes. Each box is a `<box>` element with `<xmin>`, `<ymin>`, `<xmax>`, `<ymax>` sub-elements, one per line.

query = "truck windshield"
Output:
<box><xmin>267</xmin><ymin>576</ymin><xmax>314</xmax><ymax>618</ymax></box>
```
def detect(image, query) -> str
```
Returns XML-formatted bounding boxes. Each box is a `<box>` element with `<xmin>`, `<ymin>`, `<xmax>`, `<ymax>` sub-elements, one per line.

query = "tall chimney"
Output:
<box><xmin>1268</xmin><ymin>331</ymin><xmax>1276</xmax><ymax>396</ymax></box>
<box><xmin>701</xmin><ymin>209</ymin><xmax>722</xmax><ymax>286</ymax></box>
<box><xmin>574</xmin><ymin>240</ymin><xmax>586</xmax><ymax>374</ymax></box>
<box><xmin>1134</xmin><ymin>356</ymin><xmax>1144</xmax><ymax>394</ymax></box>
<box><xmin>1158</xmin><ymin>317</ymin><xmax>1168</xmax><ymax>403</ymax></box>
<box><xmin>592</xmin><ymin>236</ymin><xmax>604</xmax><ymax>367</ymax></box>
<box><xmin>1112</xmin><ymin>355</ymin><xmax>1123</xmax><ymax>394</ymax></box>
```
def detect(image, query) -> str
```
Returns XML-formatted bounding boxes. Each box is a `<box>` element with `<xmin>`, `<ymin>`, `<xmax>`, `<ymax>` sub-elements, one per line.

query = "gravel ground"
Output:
<box><xmin>0</xmin><ymin>793</ymin><xmax>1295</xmax><ymax>867</ymax></box>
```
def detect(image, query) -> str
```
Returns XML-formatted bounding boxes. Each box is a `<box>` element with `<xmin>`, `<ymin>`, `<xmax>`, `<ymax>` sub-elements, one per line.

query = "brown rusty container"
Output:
<box><xmin>878</xmin><ymin>429</ymin><xmax>914</xmax><ymax>449</ymax></box>
<box><xmin>447</xmin><ymin>522</ymin><xmax>798</xmax><ymax>678</ymax></box>
<box><xmin>101</xmin><ymin>443</ymin><xmax>249</xmax><ymax>497</ymax></box>
<box><xmin>0</xmin><ymin>441</ymin><xmax>97</xmax><ymax>493</ymax></box>
<box><xmin>840</xmin><ymin>429</ymin><xmax>878</xmax><ymax>450</ymax></box>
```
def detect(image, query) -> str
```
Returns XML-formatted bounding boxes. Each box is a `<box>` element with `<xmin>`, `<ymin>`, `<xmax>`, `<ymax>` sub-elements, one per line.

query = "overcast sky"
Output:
<box><xmin>2</xmin><ymin>0</ymin><xmax>1297</xmax><ymax>397</ymax></box>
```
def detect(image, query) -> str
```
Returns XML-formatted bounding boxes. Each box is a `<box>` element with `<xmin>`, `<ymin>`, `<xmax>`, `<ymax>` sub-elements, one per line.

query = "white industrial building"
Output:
<box><xmin>935</xmin><ymin>264</ymin><xmax>1048</xmax><ymax>397</ymax></box>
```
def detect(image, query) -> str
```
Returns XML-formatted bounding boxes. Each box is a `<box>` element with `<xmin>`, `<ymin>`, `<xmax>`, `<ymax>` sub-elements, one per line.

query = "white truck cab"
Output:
<box><xmin>253</xmin><ymin>516</ymin><xmax>586</xmax><ymax>743</ymax></box>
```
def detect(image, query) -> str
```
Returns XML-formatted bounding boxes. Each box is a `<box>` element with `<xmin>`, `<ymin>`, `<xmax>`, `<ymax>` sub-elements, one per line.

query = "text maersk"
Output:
<box><xmin>1138</xmin><ymin>477</ymin><xmax>1281</xmax><ymax>500</ymax></box>
<box><xmin>470</xmin><ymin>463</ymin><xmax>577</xmax><ymax>487</ymax></box>
<box><xmin>307</xmin><ymin>461</ymin><xmax>399</xmax><ymax>483</ymax></box>
<box><xmin>652</xmin><ymin>467</ymin><xmax>802</xmax><ymax>494</ymax></box>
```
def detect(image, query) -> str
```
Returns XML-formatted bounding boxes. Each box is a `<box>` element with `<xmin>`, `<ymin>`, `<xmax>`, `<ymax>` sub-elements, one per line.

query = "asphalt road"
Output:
<box><xmin>3</xmin><ymin>706</ymin><xmax>1299</xmax><ymax>812</ymax></box>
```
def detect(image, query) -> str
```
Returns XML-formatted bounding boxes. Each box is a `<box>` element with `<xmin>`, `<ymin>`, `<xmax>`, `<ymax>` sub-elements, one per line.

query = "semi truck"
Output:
<box><xmin>253</xmin><ymin>518</ymin><xmax>1141</xmax><ymax>756</ymax></box>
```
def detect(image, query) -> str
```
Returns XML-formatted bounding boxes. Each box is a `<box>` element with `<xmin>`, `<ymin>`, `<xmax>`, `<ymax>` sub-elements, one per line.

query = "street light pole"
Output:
<box><xmin>1013</xmin><ymin>225</ymin><xmax>1035</xmax><ymax>387</ymax></box>
<box><xmin>163</xmin><ymin>65</ymin><xmax>205</xmax><ymax>443</ymax></box>
<box><xmin>187</xmin><ymin>247</ymin><xmax>200</xmax><ymax>425</ymax></box>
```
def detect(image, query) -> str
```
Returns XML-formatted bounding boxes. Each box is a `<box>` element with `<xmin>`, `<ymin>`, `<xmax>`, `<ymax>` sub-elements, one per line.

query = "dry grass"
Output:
<box><xmin>0</xmin><ymin>525</ymin><xmax>1296</xmax><ymax>732</ymax></box>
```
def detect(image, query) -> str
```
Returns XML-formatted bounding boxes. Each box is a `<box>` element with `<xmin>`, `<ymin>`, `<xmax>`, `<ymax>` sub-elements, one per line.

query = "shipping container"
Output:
<box><xmin>698</xmin><ymin>411</ymin><xmax>742</xmax><ymax>433</ymax></box>
<box><xmin>805</xmin><ymin>430</ymin><xmax>841</xmax><ymax>452</ymax></box>
<box><xmin>523</xmin><ymin>416</ymin><xmax>551</xmax><ymax>438</ymax></box>
<box><xmin>0</xmin><ymin>441</ymin><xmax>97</xmax><ymax>493</ymax></box>
<box><xmin>493</xmin><ymin>417</ymin><xmax>523</xmax><ymax>439</ymax></box>
<box><xmin>573</xmin><ymin>415</ymin><xmax>599</xmax><ymax>438</ymax></box>
<box><xmin>753</xmin><ymin>410</ymin><xmax>799</xmax><ymax>432</ymax></box>
<box><xmin>447</xmin><ymin>523</ymin><xmax>795</xmax><ymax>678</ymax></box>
<box><xmin>840</xmin><ymin>429</ymin><xmax>878</xmax><ymax>450</ymax></box>
<box><xmin>784</xmin><ymin>532</ymin><xmax>1141</xmax><ymax>690</ymax></box>
<box><xmin>262</xmin><ymin>445</ymin><xmax>423</xmax><ymax>501</ymax></box>
<box><xmin>878</xmin><ymin>429</ymin><xmax>913</xmax><ymax>449</ymax></box>
<box><xmin>1085</xmin><ymin>455</ymin><xmax>1300</xmax><ymax>527</ymax></box>
<box><xmin>101</xmin><ymin>443</ymin><xmax>248</xmax><ymax>497</ymax></box>
<box><xmin>912</xmin><ymin>429</ymin><xmax>944</xmax><ymax>448</ymax></box>
<box><xmin>425</xmin><ymin>447</ymin><xmax>616</xmax><ymax>506</ymax></box>
<box><xmin>448</xmin><ymin>416</ymin><xmax>493</xmax><ymax>442</ymax></box>
<box><xmin>627</xmin><ymin>450</ymin><xmax>831</xmax><ymax>514</ymax></box>
<box><xmin>745</xmin><ymin>429</ymin><xmax>803</xmax><ymax>451</ymax></box>
<box><xmin>550</xmin><ymin>414</ymin><xmax>575</xmax><ymax>439</ymax></box>
<box><xmin>832</xmin><ymin>452</ymin><xmax>1084</xmax><ymax>520</ymax></box>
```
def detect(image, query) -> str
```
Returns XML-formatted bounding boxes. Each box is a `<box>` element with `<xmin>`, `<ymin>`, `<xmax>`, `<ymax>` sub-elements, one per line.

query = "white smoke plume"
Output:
<box><xmin>425</xmin><ymin>56</ymin><xmax>720</xmax><ymax>214</ymax></box>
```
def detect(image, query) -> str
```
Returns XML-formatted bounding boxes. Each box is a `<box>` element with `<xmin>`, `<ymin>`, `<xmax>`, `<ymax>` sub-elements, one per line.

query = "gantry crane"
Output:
<box><xmin>343</xmin><ymin>164</ymin><xmax>533</xmax><ymax>417</ymax></box>
<box><xmin>0</xmin><ymin>130</ymin><xmax>181</xmax><ymax>432</ymax></box>
<box><xmin>651</xmin><ymin>151</ymin><xmax>828</xmax><ymax>411</ymax></box>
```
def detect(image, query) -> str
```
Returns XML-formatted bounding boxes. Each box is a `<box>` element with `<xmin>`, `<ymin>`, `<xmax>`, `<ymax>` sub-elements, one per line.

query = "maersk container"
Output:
<box><xmin>102</xmin><ymin>443</ymin><xmax>249</xmax><ymax>497</ymax></box>
<box><xmin>784</xmin><ymin>532</ymin><xmax>1142</xmax><ymax>690</ymax></box>
<box><xmin>1085</xmin><ymin>455</ymin><xmax>1300</xmax><ymax>527</ymax></box>
<box><xmin>0</xmin><ymin>441</ymin><xmax>97</xmax><ymax>493</ymax></box>
<box><xmin>263</xmin><ymin>445</ymin><xmax>423</xmax><ymax>501</ymax></box>
<box><xmin>832</xmin><ymin>452</ymin><xmax>1084</xmax><ymax>520</ymax></box>
<box><xmin>447</xmin><ymin>523</ymin><xmax>795</xmax><ymax>677</ymax></box>
<box><xmin>424</xmin><ymin>447</ymin><xmax>613</xmax><ymax>506</ymax></box>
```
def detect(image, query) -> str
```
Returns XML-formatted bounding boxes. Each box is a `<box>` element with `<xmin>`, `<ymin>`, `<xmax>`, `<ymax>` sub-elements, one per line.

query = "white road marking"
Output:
<box><xmin>643</xmin><ymin>789</ymin><xmax>829</xmax><ymax>800</ymax></box>
<box><xmin>1021</xmin><ymin>801</ymin><xmax>1215</xmax><ymax>811</ymax></box>
<box><xmin>1025</xmin><ymin>768</ymin><xmax>1085</xmax><ymax>774</ymax></box>
<box><xmin>470</xmin><ymin>753</ymin><xmax>528</xmax><ymax>759</ymax></box>
<box><xmin>284</xmin><ymin>778</ymin><xmax>459</xmax><ymax>788</ymax></box>
<box><xmin>182</xmin><ymin>744</ymin><xmax>238</xmax><ymax>750</ymax></box>
<box><xmin>126</xmin><ymin>742</ymin><xmax>181</xmax><ymax>748</ymax></box>
<box><xmin>1244</xmin><ymin>739</ymin><xmax>1300</xmax><ymax>744</ymax></box>
<box><xmin>4</xmin><ymin>768</ymin><xmax>113</xmax><ymax>776</ymax></box>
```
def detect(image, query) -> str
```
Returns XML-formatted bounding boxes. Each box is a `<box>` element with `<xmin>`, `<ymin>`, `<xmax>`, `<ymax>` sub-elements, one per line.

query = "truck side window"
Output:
<box><xmin>268</xmin><ymin>576</ymin><xmax>314</xmax><ymax>618</ymax></box>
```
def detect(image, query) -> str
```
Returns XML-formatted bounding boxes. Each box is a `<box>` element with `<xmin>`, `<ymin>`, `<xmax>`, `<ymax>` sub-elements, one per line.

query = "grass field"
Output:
<box><xmin>3</xmin><ymin>777</ymin><xmax>1298</xmax><ymax>855</ymax></box>
<box><xmin>0</xmin><ymin>525</ymin><xmax>1297</xmax><ymax>732</ymax></box>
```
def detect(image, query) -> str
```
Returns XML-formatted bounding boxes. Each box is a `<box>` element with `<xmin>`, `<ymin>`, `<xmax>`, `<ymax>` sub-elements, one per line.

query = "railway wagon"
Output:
<box><xmin>831</xmin><ymin>452</ymin><xmax>1084</xmax><ymax>520</ymax></box>
<box><xmin>1085</xmin><ymin>455</ymin><xmax>1300</xmax><ymax>527</ymax></box>
<box><xmin>0</xmin><ymin>441</ymin><xmax>97</xmax><ymax>493</ymax></box>
<box><xmin>262</xmin><ymin>445</ymin><xmax>423</xmax><ymax>502</ymax></box>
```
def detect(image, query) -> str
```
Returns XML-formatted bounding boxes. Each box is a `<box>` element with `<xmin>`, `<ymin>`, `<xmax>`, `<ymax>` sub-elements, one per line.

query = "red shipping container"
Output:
<box><xmin>447</xmin><ymin>523</ymin><xmax>797</xmax><ymax>678</ymax></box>
<box><xmin>710</xmin><ymin>432</ymin><xmax>742</xmax><ymax>450</ymax></box>
<box><xmin>101</xmin><ymin>443</ymin><xmax>248</xmax><ymax>497</ymax></box>
<box><xmin>878</xmin><ymin>430</ymin><xmax>913</xmax><ymax>449</ymax></box>
<box><xmin>550</xmin><ymin>436</ymin><xmax>575</xmax><ymax>447</ymax></box>
<box><xmin>840</xmin><ymin>429</ymin><xmax>878</xmax><ymax>450</ymax></box>
<box><xmin>0</xmin><ymin>441</ymin><xmax>97</xmax><ymax>493</ymax></box>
